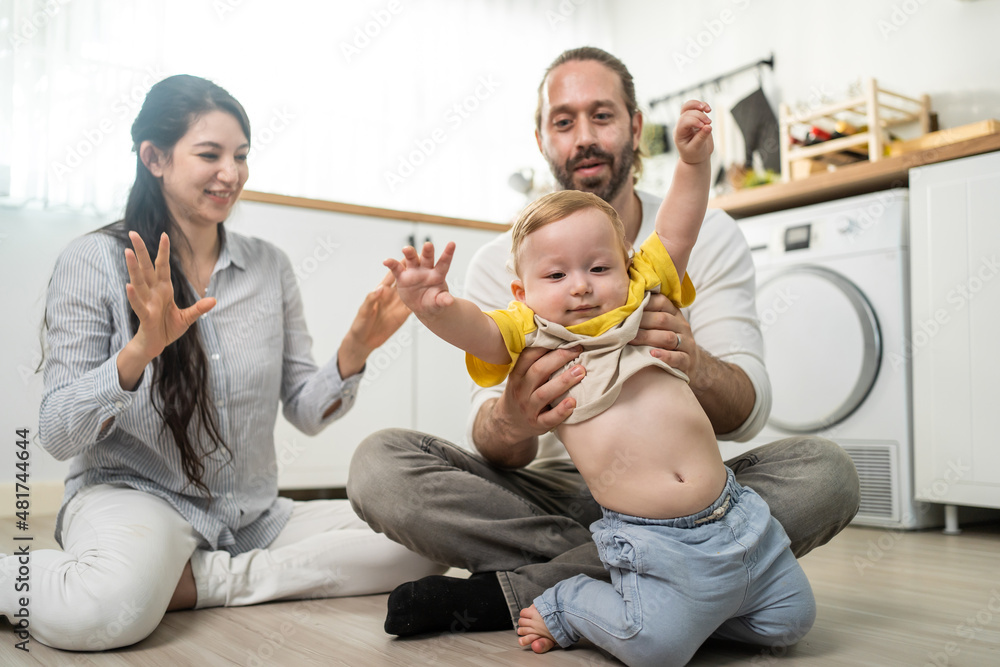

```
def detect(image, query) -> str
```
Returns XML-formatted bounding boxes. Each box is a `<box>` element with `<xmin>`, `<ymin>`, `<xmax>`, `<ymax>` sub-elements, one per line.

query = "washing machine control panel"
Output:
<box><xmin>783</xmin><ymin>223</ymin><xmax>811</xmax><ymax>251</ymax></box>
<box><xmin>740</xmin><ymin>189</ymin><xmax>908</xmax><ymax>264</ymax></box>
<box><xmin>834</xmin><ymin>215</ymin><xmax>863</xmax><ymax>236</ymax></box>
<box><xmin>782</xmin><ymin>215</ymin><xmax>864</xmax><ymax>253</ymax></box>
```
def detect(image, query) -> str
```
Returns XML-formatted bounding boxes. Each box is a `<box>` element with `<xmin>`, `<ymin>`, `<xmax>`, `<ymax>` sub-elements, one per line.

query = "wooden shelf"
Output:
<box><xmin>709</xmin><ymin>131</ymin><xmax>1000</xmax><ymax>218</ymax></box>
<box><xmin>779</xmin><ymin>79</ymin><xmax>931</xmax><ymax>183</ymax></box>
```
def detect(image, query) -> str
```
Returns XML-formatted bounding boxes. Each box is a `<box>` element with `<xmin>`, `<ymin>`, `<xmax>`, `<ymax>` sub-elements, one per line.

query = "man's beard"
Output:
<box><xmin>549</xmin><ymin>142</ymin><xmax>635</xmax><ymax>203</ymax></box>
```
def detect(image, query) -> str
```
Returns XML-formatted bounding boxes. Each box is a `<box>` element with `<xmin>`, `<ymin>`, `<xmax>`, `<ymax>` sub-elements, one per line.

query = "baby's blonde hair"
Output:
<box><xmin>510</xmin><ymin>191</ymin><xmax>631</xmax><ymax>277</ymax></box>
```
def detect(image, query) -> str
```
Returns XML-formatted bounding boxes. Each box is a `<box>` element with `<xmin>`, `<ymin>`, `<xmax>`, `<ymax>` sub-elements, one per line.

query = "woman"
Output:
<box><xmin>2</xmin><ymin>74</ymin><xmax>444</xmax><ymax>651</ymax></box>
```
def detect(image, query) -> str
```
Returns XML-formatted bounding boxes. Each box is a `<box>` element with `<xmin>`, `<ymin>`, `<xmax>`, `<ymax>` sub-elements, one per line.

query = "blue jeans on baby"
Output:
<box><xmin>533</xmin><ymin>468</ymin><xmax>816</xmax><ymax>667</ymax></box>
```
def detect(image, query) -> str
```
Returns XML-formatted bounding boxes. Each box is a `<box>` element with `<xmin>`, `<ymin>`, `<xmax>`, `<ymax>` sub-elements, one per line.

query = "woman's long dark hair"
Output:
<box><xmin>104</xmin><ymin>74</ymin><xmax>252</xmax><ymax>498</ymax></box>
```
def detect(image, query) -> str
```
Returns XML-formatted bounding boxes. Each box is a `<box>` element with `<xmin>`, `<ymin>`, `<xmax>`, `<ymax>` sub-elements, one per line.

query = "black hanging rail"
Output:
<box><xmin>649</xmin><ymin>54</ymin><xmax>774</xmax><ymax>108</ymax></box>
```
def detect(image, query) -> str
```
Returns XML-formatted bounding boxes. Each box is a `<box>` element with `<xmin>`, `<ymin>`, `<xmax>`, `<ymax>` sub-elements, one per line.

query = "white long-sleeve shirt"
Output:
<box><xmin>463</xmin><ymin>190</ymin><xmax>771</xmax><ymax>465</ymax></box>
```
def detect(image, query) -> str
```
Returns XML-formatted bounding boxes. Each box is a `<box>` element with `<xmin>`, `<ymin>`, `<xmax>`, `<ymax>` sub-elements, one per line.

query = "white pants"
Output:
<box><xmin>1</xmin><ymin>484</ymin><xmax>445</xmax><ymax>651</ymax></box>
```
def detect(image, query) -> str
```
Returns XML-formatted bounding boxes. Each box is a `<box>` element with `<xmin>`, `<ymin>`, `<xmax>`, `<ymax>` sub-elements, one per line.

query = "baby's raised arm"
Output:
<box><xmin>384</xmin><ymin>242</ymin><xmax>511</xmax><ymax>365</ymax></box>
<box><xmin>655</xmin><ymin>100</ymin><xmax>714</xmax><ymax>279</ymax></box>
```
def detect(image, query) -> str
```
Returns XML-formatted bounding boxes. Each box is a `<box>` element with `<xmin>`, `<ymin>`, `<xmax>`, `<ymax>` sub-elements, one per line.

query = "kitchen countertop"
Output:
<box><xmin>240</xmin><ymin>190</ymin><xmax>507</xmax><ymax>231</ymax></box>
<box><xmin>709</xmin><ymin>131</ymin><xmax>1000</xmax><ymax>218</ymax></box>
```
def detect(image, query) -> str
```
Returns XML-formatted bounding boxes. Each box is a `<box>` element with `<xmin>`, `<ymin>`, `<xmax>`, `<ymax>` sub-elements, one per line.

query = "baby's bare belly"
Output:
<box><xmin>558</xmin><ymin>366</ymin><xmax>726</xmax><ymax>519</ymax></box>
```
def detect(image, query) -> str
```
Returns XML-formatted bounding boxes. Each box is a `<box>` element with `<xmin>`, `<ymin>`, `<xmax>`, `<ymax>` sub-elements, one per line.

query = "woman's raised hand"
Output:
<box><xmin>337</xmin><ymin>270</ymin><xmax>412</xmax><ymax>379</ymax></box>
<box><xmin>124</xmin><ymin>231</ymin><xmax>217</xmax><ymax>361</ymax></box>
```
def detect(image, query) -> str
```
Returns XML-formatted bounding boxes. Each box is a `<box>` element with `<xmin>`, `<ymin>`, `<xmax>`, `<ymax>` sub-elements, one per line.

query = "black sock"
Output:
<box><xmin>384</xmin><ymin>572</ymin><xmax>511</xmax><ymax>636</ymax></box>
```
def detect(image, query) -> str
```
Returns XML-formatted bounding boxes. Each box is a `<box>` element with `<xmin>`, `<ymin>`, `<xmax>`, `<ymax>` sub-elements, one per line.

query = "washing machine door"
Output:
<box><xmin>757</xmin><ymin>264</ymin><xmax>881</xmax><ymax>433</ymax></box>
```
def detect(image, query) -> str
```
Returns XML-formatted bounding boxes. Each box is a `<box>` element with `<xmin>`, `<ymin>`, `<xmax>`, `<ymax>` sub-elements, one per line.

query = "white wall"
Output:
<box><xmin>1</xmin><ymin>208</ymin><xmax>106</xmax><ymax>512</ymax></box>
<box><xmin>4</xmin><ymin>0</ymin><xmax>617</xmax><ymax>224</ymax></box>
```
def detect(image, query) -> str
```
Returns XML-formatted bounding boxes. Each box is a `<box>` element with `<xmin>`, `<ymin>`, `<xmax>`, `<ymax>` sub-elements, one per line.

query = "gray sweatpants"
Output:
<box><xmin>348</xmin><ymin>429</ymin><xmax>859</xmax><ymax>624</ymax></box>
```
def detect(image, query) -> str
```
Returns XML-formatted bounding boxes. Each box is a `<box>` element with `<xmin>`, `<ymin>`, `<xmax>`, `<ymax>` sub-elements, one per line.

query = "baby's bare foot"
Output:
<box><xmin>530</xmin><ymin>637</ymin><xmax>556</xmax><ymax>654</ymax></box>
<box><xmin>517</xmin><ymin>604</ymin><xmax>557</xmax><ymax>653</ymax></box>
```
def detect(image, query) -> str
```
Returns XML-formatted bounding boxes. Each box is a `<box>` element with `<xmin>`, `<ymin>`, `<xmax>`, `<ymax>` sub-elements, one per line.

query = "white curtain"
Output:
<box><xmin>2</xmin><ymin>0</ymin><xmax>614</xmax><ymax>223</ymax></box>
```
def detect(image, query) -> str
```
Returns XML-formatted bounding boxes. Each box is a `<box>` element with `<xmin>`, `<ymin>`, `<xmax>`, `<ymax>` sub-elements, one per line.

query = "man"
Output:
<box><xmin>349</xmin><ymin>47</ymin><xmax>859</xmax><ymax>649</ymax></box>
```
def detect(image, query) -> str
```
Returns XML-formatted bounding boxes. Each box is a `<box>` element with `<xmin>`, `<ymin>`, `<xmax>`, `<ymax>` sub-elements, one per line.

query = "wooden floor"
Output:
<box><xmin>3</xmin><ymin>516</ymin><xmax>1000</xmax><ymax>666</ymax></box>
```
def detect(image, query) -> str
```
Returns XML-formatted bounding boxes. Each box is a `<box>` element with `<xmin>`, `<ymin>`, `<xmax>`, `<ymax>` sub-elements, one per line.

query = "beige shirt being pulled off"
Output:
<box><xmin>466</xmin><ymin>232</ymin><xmax>695</xmax><ymax>425</ymax></box>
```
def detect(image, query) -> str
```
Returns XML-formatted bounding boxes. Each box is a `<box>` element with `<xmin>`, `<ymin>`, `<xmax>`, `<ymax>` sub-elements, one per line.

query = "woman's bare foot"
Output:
<box><xmin>517</xmin><ymin>605</ymin><xmax>557</xmax><ymax>653</ymax></box>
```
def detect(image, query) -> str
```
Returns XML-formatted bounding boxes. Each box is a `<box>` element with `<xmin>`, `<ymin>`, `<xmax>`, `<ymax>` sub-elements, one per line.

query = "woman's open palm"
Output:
<box><xmin>124</xmin><ymin>231</ymin><xmax>216</xmax><ymax>360</ymax></box>
<box><xmin>348</xmin><ymin>270</ymin><xmax>412</xmax><ymax>353</ymax></box>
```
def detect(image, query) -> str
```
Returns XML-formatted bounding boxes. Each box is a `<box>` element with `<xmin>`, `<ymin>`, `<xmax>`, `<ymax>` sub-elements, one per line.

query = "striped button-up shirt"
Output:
<box><xmin>40</xmin><ymin>226</ymin><xmax>360</xmax><ymax>554</ymax></box>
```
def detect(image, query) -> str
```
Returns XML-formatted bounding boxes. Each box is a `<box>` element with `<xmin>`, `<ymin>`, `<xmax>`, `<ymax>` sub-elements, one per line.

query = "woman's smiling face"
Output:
<box><xmin>150</xmin><ymin>110</ymin><xmax>250</xmax><ymax>230</ymax></box>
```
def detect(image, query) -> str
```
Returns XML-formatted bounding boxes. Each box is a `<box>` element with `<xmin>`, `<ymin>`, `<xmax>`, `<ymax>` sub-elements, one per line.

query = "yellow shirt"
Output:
<box><xmin>467</xmin><ymin>231</ymin><xmax>695</xmax><ymax>387</ymax></box>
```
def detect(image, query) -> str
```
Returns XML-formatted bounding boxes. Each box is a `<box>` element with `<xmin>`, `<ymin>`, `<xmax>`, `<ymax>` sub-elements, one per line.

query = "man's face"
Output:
<box><xmin>536</xmin><ymin>59</ymin><xmax>642</xmax><ymax>203</ymax></box>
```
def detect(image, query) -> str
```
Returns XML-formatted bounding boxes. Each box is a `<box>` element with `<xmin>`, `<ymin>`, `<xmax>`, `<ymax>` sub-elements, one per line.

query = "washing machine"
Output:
<box><xmin>728</xmin><ymin>189</ymin><xmax>941</xmax><ymax>529</ymax></box>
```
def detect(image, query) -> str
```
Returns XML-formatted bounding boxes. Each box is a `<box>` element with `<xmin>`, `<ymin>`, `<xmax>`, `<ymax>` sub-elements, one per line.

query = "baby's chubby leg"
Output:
<box><xmin>517</xmin><ymin>604</ymin><xmax>558</xmax><ymax>654</ymax></box>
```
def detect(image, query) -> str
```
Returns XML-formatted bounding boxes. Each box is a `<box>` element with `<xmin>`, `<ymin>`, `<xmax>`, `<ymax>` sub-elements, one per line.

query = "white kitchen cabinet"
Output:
<box><xmin>227</xmin><ymin>200</ymin><xmax>500</xmax><ymax>488</ymax></box>
<box><xmin>909</xmin><ymin>151</ymin><xmax>1000</xmax><ymax>510</ymax></box>
<box><xmin>227</xmin><ymin>200</ymin><xmax>414</xmax><ymax>488</ymax></box>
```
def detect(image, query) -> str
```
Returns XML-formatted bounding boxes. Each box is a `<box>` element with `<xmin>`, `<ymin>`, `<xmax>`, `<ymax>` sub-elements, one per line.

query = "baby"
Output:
<box><xmin>385</xmin><ymin>101</ymin><xmax>815</xmax><ymax>667</ymax></box>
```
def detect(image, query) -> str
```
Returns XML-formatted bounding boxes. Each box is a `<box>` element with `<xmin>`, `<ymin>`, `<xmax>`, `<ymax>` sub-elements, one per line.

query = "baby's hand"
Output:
<box><xmin>383</xmin><ymin>241</ymin><xmax>456</xmax><ymax>317</ymax></box>
<box><xmin>674</xmin><ymin>100</ymin><xmax>713</xmax><ymax>165</ymax></box>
